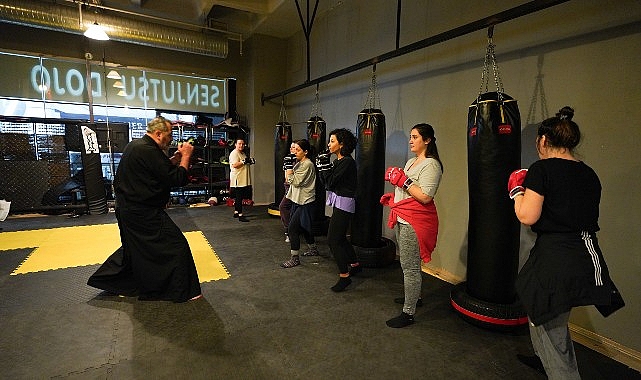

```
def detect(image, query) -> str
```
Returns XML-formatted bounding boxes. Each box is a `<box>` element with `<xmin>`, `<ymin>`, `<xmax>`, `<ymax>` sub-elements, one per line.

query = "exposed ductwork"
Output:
<box><xmin>0</xmin><ymin>0</ymin><xmax>228</xmax><ymax>58</ymax></box>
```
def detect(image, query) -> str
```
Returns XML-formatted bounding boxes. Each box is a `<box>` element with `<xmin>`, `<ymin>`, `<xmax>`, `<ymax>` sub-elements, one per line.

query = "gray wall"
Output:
<box><xmin>271</xmin><ymin>0</ymin><xmax>641</xmax><ymax>354</ymax></box>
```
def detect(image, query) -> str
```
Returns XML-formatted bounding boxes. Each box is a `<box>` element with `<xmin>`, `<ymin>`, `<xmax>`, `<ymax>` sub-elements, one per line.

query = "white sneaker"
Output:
<box><xmin>285</xmin><ymin>234</ymin><xmax>290</xmax><ymax>243</ymax></box>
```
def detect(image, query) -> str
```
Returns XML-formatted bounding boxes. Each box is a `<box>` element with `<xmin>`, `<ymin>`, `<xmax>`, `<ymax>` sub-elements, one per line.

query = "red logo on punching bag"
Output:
<box><xmin>497</xmin><ymin>104</ymin><xmax>511</xmax><ymax>134</ymax></box>
<box><xmin>498</xmin><ymin>124</ymin><xmax>512</xmax><ymax>134</ymax></box>
<box><xmin>469</xmin><ymin>126</ymin><xmax>477</xmax><ymax>137</ymax></box>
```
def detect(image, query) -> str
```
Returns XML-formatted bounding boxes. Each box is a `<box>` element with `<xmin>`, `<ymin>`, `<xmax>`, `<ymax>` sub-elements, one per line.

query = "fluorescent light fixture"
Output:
<box><xmin>112</xmin><ymin>80</ymin><xmax>124</xmax><ymax>88</ymax></box>
<box><xmin>84</xmin><ymin>22</ymin><xmax>109</xmax><ymax>41</ymax></box>
<box><xmin>107</xmin><ymin>70</ymin><xmax>121</xmax><ymax>79</ymax></box>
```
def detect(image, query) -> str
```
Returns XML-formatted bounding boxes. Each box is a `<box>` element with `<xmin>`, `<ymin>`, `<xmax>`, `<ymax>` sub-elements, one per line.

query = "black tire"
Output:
<box><xmin>353</xmin><ymin>237</ymin><xmax>396</xmax><ymax>268</ymax></box>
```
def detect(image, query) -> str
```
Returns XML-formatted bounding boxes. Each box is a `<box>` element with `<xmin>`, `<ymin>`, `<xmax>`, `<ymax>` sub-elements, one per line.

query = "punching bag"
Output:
<box><xmin>352</xmin><ymin>109</ymin><xmax>395</xmax><ymax>266</ymax></box>
<box><xmin>306</xmin><ymin>115</ymin><xmax>328</xmax><ymax>235</ymax></box>
<box><xmin>467</xmin><ymin>92</ymin><xmax>521</xmax><ymax>302</ymax></box>
<box><xmin>450</xmin><ymin>92</ymin><xmax>527</xmax><ymax>329</ymax></box>
<box><xmin>352</xmin><ymin>109</ymin><xmax>385</xmax><ymax>248</ymax></box>
<box><xmin>79</xmin><ymin>125</ymin><xmax>108</xmax><ymax>214</ymax></box>
<box><xmin>268</xmin><ymin>121</ymin><xmax>292</xmax><ymax>216</ymax></box>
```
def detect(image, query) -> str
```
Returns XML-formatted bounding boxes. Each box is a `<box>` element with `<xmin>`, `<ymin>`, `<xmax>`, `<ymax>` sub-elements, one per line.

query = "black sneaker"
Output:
<box><xmin>233</xmin><ymin>213</ymin><xmax>239</xmax><ymax>218</ymax></box>
<box><xmin>394</xmin><ymin>297</ymin><xmax>423</xmax><ymax>307</ymax></box>
<box><xmin>386</xmin><ymin>312</ymin><xmax>414</xmax><ymax>328</ymax></box>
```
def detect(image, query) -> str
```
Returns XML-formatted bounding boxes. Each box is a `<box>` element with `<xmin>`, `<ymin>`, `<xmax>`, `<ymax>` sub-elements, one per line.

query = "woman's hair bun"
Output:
<box><xmin>556</xmin><ymin>106</ymin><xmax>574</xmax><ymax>121</ymax></box>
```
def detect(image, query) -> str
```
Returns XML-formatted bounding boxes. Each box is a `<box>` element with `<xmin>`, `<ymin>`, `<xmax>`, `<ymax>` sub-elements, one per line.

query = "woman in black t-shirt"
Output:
<box><xmin>508</xmin><ymin>107</ymin><xmax>622</xmax><ymax>379</ymax></box>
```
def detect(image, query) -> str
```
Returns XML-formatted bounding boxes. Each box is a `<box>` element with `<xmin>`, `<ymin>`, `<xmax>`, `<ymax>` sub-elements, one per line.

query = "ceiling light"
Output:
<box><xmin>117</xmin><ymin>90</ymin><xmax>126</xmax><ymax>97</ymax></box>
<box><xmin>84</xmin><ymin>22</ymin><xmax>109</xmax><ymax>41</ymax></box>
<box><xmin>107</xmin><ymin>70</ymin><xmax>121</xmax><ymax>79</ymax></box>
<box><xmin>112</xmin><ymin>81</ymin><xmax>124</xmax><ymax>88</ymax></box>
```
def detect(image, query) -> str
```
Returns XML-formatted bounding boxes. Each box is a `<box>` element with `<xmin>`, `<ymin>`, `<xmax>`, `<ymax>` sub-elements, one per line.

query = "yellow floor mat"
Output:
<box><xmin>0</xmin><ymin>224</ymin><xmax>229</xmax><ymax>282</ymax></box>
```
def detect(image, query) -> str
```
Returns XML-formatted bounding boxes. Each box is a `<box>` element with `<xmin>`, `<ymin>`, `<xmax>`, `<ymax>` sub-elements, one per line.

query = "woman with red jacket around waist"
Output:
<box><xmin>380</xmin><ymin>123</ymin><xmax>443</xmax><ymax>328</ymax></box>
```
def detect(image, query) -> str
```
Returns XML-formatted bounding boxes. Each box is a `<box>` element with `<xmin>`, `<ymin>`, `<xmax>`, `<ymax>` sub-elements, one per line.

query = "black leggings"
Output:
<box><xmin>327</xmin><ymin>207</ymin><xmax>357</xmax><ymax>274</ymax></box>
<box><xmin>288</xmin><ymin>203</ymin><xmax>315</xmax><ymax>251</ymax></box>
<box><xmin>232</xmin><ymin>186</ymin><xmax>250</xmax><ymax>214</ymax></box>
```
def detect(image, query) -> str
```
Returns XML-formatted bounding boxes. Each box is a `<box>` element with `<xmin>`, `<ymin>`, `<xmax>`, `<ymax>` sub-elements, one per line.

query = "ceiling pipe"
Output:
<box><xmin>0</xmin><ymin>0</ymin><xmax>230</xmax><ymax>58</ymax></box>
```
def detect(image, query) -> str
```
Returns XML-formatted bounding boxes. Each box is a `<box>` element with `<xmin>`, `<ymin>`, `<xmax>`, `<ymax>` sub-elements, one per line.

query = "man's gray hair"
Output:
<box><xmin>146</xmin><ymin>116</ymin><xmax>170</xmax><ymax>133</ymax></box>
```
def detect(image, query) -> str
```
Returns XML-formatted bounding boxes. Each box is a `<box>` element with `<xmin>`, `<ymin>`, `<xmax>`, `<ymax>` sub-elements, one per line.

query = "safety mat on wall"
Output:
<box><xmin>0</xmin><ymin>224</ymin><xmax>229</xmax><ymax>282</ymax></box>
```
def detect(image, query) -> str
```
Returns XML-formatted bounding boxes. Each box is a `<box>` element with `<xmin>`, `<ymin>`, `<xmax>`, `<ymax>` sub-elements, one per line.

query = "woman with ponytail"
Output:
<box><xmin>510</xmin><ymin>106</ymin><xmax>623</xmax><ymax>379</ymax></box>
<box><xmin>380</xmin><ymin>123</ymin><xmax>443</xmax><ymax>328</ymax></box>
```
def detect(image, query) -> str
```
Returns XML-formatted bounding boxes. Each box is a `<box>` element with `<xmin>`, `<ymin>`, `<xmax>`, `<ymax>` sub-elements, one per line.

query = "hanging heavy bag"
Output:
<box><xmin>306</xmin><ymin>115</ymin><xmax>328</xmax><ymax>235</ymax></box>
<box><xmin>451</xmin><ymin>28</ymin><xmax>526</xmax><ymax>330</ymax></box>
<box><xmin>274</xmin><ymin>121</ymin><xmax>292</xmax><ymax>205</ymax></box>
<box><xmin>467</xmin><ymin>91</ymin><xmax>521</xmax><ymax>304</ymax></box>
<box><xmin>78</xmin><ymin>124</ymin><xmax>108</xmax><ymax>214</ymax></box>
<box><xmin>352</xmin><ymin>108</ymin><xmax>386</xmax><ymax>248</ymax></box>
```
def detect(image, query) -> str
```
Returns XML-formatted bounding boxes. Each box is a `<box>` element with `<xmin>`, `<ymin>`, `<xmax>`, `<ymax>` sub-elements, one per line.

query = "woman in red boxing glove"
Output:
<box><xmin>381</xmin><ymin>123</ymin><xmax>443</xmax><ymax>328</ymax></box>
<box><xmin>511</xmin><ymin>106</ymin><xmax>623</xmax><ymax>379</ymax></box>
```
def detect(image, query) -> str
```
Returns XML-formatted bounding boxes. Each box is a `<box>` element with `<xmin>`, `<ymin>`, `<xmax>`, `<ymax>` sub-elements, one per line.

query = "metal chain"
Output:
<box><xmin>479</xmin><ymin>43</ymin><xmax>490</xmax><ymax>96</ymax></box>
<box><xmin>364</xmin><ymin>70</ymin><xmax>380</xmax><ymax>109</ymax></box>
<box><xmin>489</xmin><ymin>41</ymin><xmax>504</xmax><ymax>95</ymax></box>
<box><xmin>279</xmin><ymin>98</ymin><xmax>288</xmax><ymax>123</ymax></box>
<box><xmin>478</xmin><ymin>34</ymin><xmax>504</xmax><ymax>100</ymax></box>
<box><xmin>310</xmin><ymin>86</ymin><xmax>323</xmax><ymax>118</ymax></box>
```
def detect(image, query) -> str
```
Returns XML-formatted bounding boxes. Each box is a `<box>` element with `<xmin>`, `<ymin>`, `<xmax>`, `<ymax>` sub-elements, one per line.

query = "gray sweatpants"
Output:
<box><xmin>396</xmin><ymin>223</ymin><xmax>421</xmax><ymax>316</ymax></box>
<box><xmin>529</xmin><ymin>311</ymin><xmax>581</xmax><ymax>380</ymax></box>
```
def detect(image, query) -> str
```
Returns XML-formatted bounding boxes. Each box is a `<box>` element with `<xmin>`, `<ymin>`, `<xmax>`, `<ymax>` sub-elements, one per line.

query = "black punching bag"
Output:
<box><xmin>307</xmin><ymin>116</ymin><xmax>328</xmax><ymax>235</ymax></box>
<box><xmin>268</xmin><ymin>121</ymin><xmax>292</xmax><ymax>216</ymax></box>
<box><xmin>450</xmin><ymin>92</ymin><xmax>527</xmax><ymax>329</ymax></box>
<box><xmin>79</xmin><ymin>125</ymin><xmax>108</xmax><ymax>214</ymax></box>
<box><xmin>352</xmin><ymin>109</ymin><xmax>385</xmax><ymax>247</ymax></box>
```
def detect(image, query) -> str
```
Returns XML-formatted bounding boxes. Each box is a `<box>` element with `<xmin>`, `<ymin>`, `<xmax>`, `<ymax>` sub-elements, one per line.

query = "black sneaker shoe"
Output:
<box><xmin>349</xmin><ymin>264</ymin><xmax>362</xmax><ymax>276</ymax></box>
<box><xmin>331</xmin><ymin>277</ymin><xmax>352</xmax><ymax>292</ymax></box>
<box><xmin>394</xmin><ymin>297</ymin><xmax>423</xmax><ymax>307</ymax></box>
<box><xmin>386</xmin><ymin>312</ymin><xmax>414</xmax><ymax>328</ymax></box>
<box><xmin>233</xmin><ymin>213</ymin><xmax>239</xmax><ymax>218</ymax></box>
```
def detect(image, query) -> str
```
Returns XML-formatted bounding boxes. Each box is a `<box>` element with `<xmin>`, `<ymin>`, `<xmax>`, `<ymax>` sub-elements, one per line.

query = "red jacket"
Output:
<box><xmin>381</xmin><ymin>193</ymin><xmax>439</xmax><ymax>263</ymax></box>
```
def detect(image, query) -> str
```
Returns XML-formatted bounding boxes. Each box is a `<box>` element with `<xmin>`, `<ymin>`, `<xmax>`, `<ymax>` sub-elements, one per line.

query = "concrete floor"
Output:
<box><xmin>0</xmin><ymin>205</ymin><xmax>639</xmax><ymax>379</ymax></box>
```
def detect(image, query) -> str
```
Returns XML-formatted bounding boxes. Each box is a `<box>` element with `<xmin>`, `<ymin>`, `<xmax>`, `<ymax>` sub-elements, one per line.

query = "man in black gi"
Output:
<box><xmin>88</xmin><ymin>116</ymin><xmax>203</xmax><ymax>302</ymax></box>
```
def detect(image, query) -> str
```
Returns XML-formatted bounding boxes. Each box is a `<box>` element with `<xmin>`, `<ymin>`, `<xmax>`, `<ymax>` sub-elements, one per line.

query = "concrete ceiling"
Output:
<box><xmin>98</xmin><ymin>0</ymin><xmax>344</xmax><ymax>39</ymax></box>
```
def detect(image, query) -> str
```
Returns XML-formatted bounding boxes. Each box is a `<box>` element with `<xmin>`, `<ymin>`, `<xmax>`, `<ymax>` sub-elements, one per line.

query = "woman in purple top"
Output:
<box><xmin>317</xmin><ymin>128</ymin><xmax>361</xmax><ymax>292</ymax></box>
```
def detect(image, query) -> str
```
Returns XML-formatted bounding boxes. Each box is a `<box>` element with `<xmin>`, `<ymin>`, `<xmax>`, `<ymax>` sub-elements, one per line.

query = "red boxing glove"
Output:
<box><xmin>389</xmin><ymin>168</ymin><xmax>413</xmax><ymax>190</ymax></box>
<box><xmin>384</xmin><ymin>167</ymin><xmax>398</xmax><ymax>182</ymax></box>
<box><xmin>380</xmin><ymin>193</ymin><xmax>393</xmax><ymax>206</ymax></box>
<box><xmin>508</xmin><ymin>169</ymin><xmax>528</xmax><ymax>199</ymax></box>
